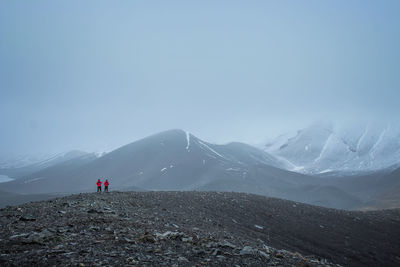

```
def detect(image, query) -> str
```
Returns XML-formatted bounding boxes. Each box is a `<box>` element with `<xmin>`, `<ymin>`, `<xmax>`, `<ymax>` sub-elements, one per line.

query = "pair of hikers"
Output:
<box><xmin>96</xmin><ymin>179</ymin><xmax>110</xmax><ymax>192</ymax></box>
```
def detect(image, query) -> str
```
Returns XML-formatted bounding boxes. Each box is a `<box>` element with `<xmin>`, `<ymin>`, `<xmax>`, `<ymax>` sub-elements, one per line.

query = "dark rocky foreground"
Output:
<box><xmin>0</xmin><ymin>191</ymin><xmax>399</xmax><ymax>267</ymax></box>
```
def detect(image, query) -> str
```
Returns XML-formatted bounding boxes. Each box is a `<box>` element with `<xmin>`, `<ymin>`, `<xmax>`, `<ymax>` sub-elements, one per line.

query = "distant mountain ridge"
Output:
<box><xmin>261</xmin><ymin>121</ymin><xmax>400</xmax><ymax>174</ymax></box>
<box><xmin>2</xmin><ymin>128</ymin><xmax>399</xmax><ymax>210</ymax></box>
<box><xmin>1</xmin><ymin>129</ymin><xmax>288</xmax><ymax>192</ymax></box>
<box><xmin>1</xmin><ymin>129</ymin><xmax>364</xmax><ymax>210</ymax></box>
<box><xmin>0</xmin><ymin>150</ymin><xmax>94</xmax><ymax>179</ymax></box>
<box><xmin>0</xmin><ymin>150</ymin><xmax>89</xmax><ymax>169</ymax></box>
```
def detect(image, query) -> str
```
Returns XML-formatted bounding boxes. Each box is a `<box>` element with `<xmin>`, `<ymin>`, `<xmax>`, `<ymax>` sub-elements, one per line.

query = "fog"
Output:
<box><xmin>1</xmin><ymin>1</ymin><xmax>399</xmax><ymax>157</ymax></box>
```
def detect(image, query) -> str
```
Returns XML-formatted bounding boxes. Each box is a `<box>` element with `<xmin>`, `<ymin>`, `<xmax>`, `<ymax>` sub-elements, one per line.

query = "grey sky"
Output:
<box><xmin>1</xmin><ymin>1</ymin><xmax>400</xmax><ymax>156</ymax></box>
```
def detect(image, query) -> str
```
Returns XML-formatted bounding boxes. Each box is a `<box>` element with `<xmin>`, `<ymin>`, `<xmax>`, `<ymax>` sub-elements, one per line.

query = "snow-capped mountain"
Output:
<box><xmin>261</xmin><ymin>121</ymin><xmax>400</xmax><ymax>174</ymax></box>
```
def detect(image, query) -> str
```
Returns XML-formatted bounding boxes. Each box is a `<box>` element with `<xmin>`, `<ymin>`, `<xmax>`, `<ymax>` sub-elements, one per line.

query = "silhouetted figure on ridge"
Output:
<box><xmin>104</xmin><ymin>179</ymin><xmax>110</xmax><ymax>192</ymax></box>
<box><xmin>97</xmin><ymin>179</ymin><xmax>102</xmax><ymax>192</ymax></box>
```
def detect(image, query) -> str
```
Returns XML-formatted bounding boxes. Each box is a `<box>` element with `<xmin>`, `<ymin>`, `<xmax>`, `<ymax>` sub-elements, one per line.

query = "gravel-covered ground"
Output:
<box><xmin>0</xmin><ymin>191</ymin><xmax>399</xmax><ymax>266</ymax></box>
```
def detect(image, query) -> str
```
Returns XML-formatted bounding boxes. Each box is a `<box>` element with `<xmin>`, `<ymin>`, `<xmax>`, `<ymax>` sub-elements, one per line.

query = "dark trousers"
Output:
<box><xmin>105</xmin><ymin>186</ymin><xmax>108</xmax><ymax>192</ymax></box>
<box><xmin>97</xmin><ymin>186</ymin><xmax>101</xmax><ymax>192</ymax></box>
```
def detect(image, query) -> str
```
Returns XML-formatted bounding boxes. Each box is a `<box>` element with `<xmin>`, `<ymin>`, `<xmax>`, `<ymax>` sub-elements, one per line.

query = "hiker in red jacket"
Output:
<box><xmin>97</xmin><ymin>179</ymin><xmax>102</xmax><ymax>192</ymax></box>
<box><xmin>104</xmin><ymin>179</ymin><xmax>110</xmax><ymax>192</ymax></box>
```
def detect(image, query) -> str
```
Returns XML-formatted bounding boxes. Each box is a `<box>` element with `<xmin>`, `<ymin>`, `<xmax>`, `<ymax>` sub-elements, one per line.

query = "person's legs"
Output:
<box><xmin>105</xmin><ymin>186</ymin><xmax>108</xmax><ymax>192</ymax></box>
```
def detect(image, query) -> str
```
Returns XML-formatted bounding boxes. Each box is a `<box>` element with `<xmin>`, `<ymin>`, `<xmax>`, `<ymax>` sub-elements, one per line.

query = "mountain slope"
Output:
<box><xmin>1</xmin><ymin>130</ymin><xmax>363</xmax><ymax>209</ymax></box>
<box><xmin>0</xmin><ymin>150</ymin><xmax>92</xmax><ymax>179</ymax></box>
<box><xmin>1</xmin><ymin>152</ymin><xmax>98</xmax><ymax>194</ymax></box>
<box><xmin>360</xmin><ymin>167</ymin><xmax>400</xmax><ymax>209</ymax></box>
<box><xmin>1</xmin><ymin>130</ymin><xmax>286</xmax><ymax>192</ymax></box>
<box><xmin>262</xmin><ymin>121</ymin><xmax>400</xmax><ymax>174</ymax></box>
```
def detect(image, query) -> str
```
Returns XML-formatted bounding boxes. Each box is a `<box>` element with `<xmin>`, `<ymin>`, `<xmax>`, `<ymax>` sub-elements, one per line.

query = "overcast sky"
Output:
<box><xmin>1</xmin><ymin>0</ymin><xmax>399</xmax><ymax>157</ymax></box>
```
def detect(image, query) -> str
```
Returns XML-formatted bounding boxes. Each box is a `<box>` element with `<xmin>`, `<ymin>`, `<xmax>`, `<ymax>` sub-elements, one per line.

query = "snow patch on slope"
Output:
<box><xmin>197</xmin><ymin>141</ymin><xmax>225</xmax><ymax>159</ymax></box>
<box><xmin>314</xmin><ymin>133</ymin><xmax>333</xmax><ymax>163</ymax></box>
<box><xmin>370</xmin><ymin>125</ymin><xmax>389</xmax><ymax>159</ymax></box>
<box><xmin>24</xmin><ymin>177</ymin><xmax>45</xmax><ymax>184</ymax></box>
<box><xmin>185</xmin><ymin>131</ymin><xmax>191</xmax><ymax>151</ymax></box>
<box><xmin>356</xmin><ymin>124</ymin><xmax>369</xmax><ymax>152</ymax></box>
<box><xmin>274</xmin><ymin>155</ymin><xmax>304</xmax><ymax>172</ymax></box>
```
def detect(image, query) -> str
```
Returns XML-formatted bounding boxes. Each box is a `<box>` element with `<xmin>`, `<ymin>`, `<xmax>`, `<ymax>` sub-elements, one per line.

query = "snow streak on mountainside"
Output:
<box><xmin>262</xmin><ymin>121</ymin><xmax>400</xmax><ymax>174</ymax></box>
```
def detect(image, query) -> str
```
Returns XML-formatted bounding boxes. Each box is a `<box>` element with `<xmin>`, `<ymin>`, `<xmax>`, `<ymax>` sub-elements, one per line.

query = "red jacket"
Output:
<box><xmin>104</xmin><ymin>181</ymin><xmax>109</xmax><ymax>186</ymax></box>
<box><xmin>97</xmin><ymin>181</ymin><xmax>102</xmax><ymax>187</ymax></box>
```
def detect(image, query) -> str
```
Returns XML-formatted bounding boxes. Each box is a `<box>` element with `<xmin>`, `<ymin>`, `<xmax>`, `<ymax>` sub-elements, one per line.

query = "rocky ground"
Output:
<box><xmin>0</xmin><ymin>191</ymin><xmax>399</xmax><ymax>267</ymax></box>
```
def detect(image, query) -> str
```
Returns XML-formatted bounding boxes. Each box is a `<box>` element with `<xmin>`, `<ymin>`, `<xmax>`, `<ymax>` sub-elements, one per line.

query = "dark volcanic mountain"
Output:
<box><xmin>1</xmin><ymin>191</ymin><xmax>399</xmax><ymax>267</ymax></box>
<box><xmin>1</xmin><ymin>130</ymin><xmax>362</xmax><ymax>210</ymax></box>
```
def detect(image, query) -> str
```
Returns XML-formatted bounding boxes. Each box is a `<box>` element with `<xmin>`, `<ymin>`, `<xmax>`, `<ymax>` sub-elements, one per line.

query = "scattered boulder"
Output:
<box><xmin>240</xmin><ymin>246</ymin><xmax>256</xmax><ymax>256</ymax></box>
